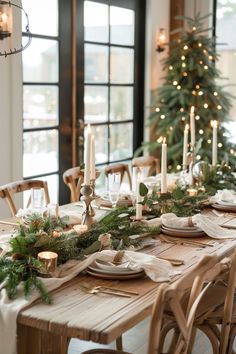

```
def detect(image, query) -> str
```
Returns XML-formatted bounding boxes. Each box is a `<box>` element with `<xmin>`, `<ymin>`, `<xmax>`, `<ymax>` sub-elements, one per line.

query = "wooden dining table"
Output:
<box><xmin>1</xmin><ymin>204</ymin><xmax>236</xmax><ymax>354</ymax></box>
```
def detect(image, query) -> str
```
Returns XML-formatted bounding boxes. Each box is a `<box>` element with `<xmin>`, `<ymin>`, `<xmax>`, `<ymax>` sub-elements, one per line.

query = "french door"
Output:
<box><xmin>22</xmin><ymin>0</ymin><xmax>145</xmax><ymax>205</ymax></box>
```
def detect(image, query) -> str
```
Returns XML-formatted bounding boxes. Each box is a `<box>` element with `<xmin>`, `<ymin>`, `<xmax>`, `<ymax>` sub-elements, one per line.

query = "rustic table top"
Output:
<box><xmin>2</xmin><ymin>204</ymin><xmax>236</xmax><ymax>347</ymax></box>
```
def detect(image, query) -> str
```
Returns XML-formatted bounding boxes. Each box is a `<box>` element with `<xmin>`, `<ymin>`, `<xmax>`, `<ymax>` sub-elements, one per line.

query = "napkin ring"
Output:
<box><xmin>188</xmin><ymin>217</ymin><xmax>194</xmax><ymax>227</ymax></box>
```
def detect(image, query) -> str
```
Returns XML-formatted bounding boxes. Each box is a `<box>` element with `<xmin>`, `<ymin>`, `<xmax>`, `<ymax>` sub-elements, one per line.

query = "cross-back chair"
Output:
<box><xmin>104</xmin><ymin>163</ymin><xmax>132</xmax><ymax>191</ymax></box>
<box><xmin>132</xmin><ymin>156</ymin><xmax>160</xmax><ymax>177</ymax></box>
<box><xmin>81</xmin><ymin>254</ymin><xmax>227</xmax><ymax>354</ymax></box>
<box><xmin>63</xmin><ymin>167</ymin><xmax>84</xmax><ymax>203</ymax></box>
<box><xmin>0</xmin><ymin>179</ymin><xmax>50</xmax><ymax>216</ymax></box>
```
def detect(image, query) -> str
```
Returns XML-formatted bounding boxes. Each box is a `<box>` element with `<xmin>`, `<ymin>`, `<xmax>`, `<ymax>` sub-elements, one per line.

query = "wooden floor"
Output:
<box><xmin>68</xmin><ymin>316</ymin><xmax>226</xmax><ymax>354</ymax></box>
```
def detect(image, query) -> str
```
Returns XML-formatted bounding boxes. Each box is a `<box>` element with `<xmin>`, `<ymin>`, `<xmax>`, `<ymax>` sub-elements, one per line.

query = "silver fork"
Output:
<box><xmin>79</xmin><ymin>284</ymin><xmax>131</xmax><ymax>297</ymax></box>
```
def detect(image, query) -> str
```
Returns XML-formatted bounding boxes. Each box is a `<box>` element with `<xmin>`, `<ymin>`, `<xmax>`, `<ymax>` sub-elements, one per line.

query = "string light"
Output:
<box><xmin>198</xmin><ymin>43</ymin><xmax>202</xmax><ymax>47</ymax></box>
<box><xmin>169</xmin><ymin>126</ymin><xmax>173</xmax><ymax>131</ymax></box>
<box><xmin>182</xmin><ymin>62</ymin><xmax>186</xmax><ymax>68</ymax></box>
<box><xmin>217</xmin><ymin>105</ymin><xmax>222</xmax><ymax>110</ymax></box>
<box><xmin>208</xmin><ymin>55</ymin><xmax>213</xmax><ymax>60</ymax></box>
<box><xmin>195</xmin><ymin>115</ymin><xmax>200</xmax><ymax>120</ymax></box>
<box><xmin>160</xmin><ymin>114</ymin><xmax>165</xmax><ymax>119</ymax></box>
<box><xmin>183</xmin><ymin>45</ymin><xmax>188</xmax><ymax>50</ymax></box>
<box><xmin>192</xmin><ymin>90</ymin><xmax>197</xmax><ymax>95</ymax></box>
<box><xmin>196</xmin><ymin>85</ymin><xmax>200</xmax><ymax>89</ymax></box>
<box><xmin>181</xmin><ymin>55</ymin><xmax>185</xmax><ymax>60</ymax></box>
<box><xmin>155</xmin><ymin>107</ymin><xmax>160</xmax><ymax>112</ymax></box>
<box><xmin>177</xmin><ymin>85</ymin><xmax>181</xmax><ymax>90</ymax></box>
<box><xmin>204</xmin><ymin>65</ymin><xmax>208</xmax><ymax>70</ymax></box>
<box><xmin>199</xmin><ymin>60</ymin><xmax>203</xmax><ymax>64</ymax></box>
<box><xmin>196</xmin><ymin>155</ymin><xmax>201</xmax><ymax>160</ymax></box>
<box><xmin>169</xmin><ymin>65</ymin><xmax>173</xmax><ymax>70</ymax></box>
<box><xmin>180</xmin><ymin>108</ymin><xmax>184</xmax><ymax>112</ymax></box>
<box><xmin>213</xmin><ymin>91</ymin><xmax>218</xmax><ymax>96</ymax></box>
<box><xmin>203</xmin><ymin>49</ymin><xmax>207</xmax><ymax>54</ymax></box>
<box><xmin>199</xmin><ymin>129</ymin><xmax>204</xmax><ymax>134</ymax></box>
<box><xmin>157</xmin><ymin>136</ymin><xmax>163</xmax><ymax>143</ymax></box>
<box><xmin>204</xmin><ymin>103</ymin><xmax>208</xmax><ymax>108</ymax></box>
<box><xmin>176</xmin><ymin>165</ymin><xmax>181</xmax><ymax>170</ymax></box>
<box><xmin>218</xmin><ymin>143</ymin><xmax>223</xmax><ymax>148</ymax></box>
<box><xmin>230</xmin><ymin>149</ymin><xmax>235</xmax><ymax>154</ymax></box>
<box><xmin>198</xmin><ymin>91</ymin><xmax>203</xmax><ymax>96</ymax></box>
<box><xmin>192</xmin><ymin>26</ymin><xmax>197</xmax><ymax>31</ymax></box>
<box><xmin>183</xmin><ymin>72</ymin><xmax>188</xmax><ymax>76</ymax></box>
<box><xmin>173</xmin><ymin>81</ymin><xmax>178</xmax><ymax>85</ymax></box>
<box><xmin>181</xmin><ymin>116</ymin><xmax>185</xmax><ymax>121</ymax></box>
<box><xmin>207</xmin><ymin>139</ymin><xmax>212</xmax><ymax>144</ymax></box>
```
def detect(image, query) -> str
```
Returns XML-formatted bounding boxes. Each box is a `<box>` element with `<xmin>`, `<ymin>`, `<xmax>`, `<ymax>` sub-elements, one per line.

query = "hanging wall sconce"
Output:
<box><xmin>0</xmin><ymin>0</ymin><xmax>31</xmax><ymax>57</ymax></box>
<box><xmin>156</xmin><ymin>28</ymin><xmax>166</xmax><ymax>53</ymax></box>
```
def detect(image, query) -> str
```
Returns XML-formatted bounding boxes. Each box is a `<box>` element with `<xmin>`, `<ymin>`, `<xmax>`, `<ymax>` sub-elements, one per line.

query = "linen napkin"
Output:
<box><xmin>161</xmin><ymin>213</ymin><xmax>236</xmax><ymax>239</ymax></box>
<box><xmin>0</xmin><ymin>250</ymin><xmax>175</xmax><ymax>354</ymax></box>
<box><xmin>209</xmin><ymin>189</ymin><xmax>236</xmax><ymax>204</ymax></box>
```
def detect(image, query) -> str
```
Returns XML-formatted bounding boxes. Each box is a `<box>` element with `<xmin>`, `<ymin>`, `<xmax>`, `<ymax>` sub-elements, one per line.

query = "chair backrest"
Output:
<box><xmin>63</xmin><ymin>167</ymin><xmax>84</xmax><ymax>203</ymax></box>
<box><xmin>132</xmin><ymin>156</ymin><xmax>160</xmax><ymax>177</ymax></box>
<box><xmin>104</xmin><ymin>163</ymin><xmax>132</xmax><ymax>190</ymax></box>
<box><xmin>148</xmin><ymin>253</ymin><xmax>231</xmax><ymax>354</ymax></box>
<box><xmin>0</xmin><ymin>179</ymin><xmax>50</xmax><ymax>216</ymax></box>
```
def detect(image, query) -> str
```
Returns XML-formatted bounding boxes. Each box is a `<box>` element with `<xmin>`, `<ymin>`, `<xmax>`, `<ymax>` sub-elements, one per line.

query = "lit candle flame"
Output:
<box><xmin>190</xmin><ymin>106</ymin><xmax>195</xmax><ymax>114</ymax></box>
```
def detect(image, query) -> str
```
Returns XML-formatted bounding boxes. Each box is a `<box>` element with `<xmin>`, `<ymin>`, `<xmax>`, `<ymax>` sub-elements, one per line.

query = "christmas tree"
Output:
<box><xmin>142</xmin><ymin>14</ymin><xmax>236</xmax><ymax>170</ymax></box>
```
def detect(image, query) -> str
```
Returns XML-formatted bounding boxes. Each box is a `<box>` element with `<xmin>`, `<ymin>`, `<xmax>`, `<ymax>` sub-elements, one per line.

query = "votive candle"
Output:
<box><xmin>38</xmin><ymin>251</ymin><xmax>58</xmax><ymax>274</ymax></box>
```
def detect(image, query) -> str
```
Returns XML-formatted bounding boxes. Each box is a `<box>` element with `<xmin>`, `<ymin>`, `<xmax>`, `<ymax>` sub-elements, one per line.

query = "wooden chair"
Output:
<box><xmin>63</xmin><ymin>167</ymin><xmax>84</xmax><ymax>203</ymax></box>
<box><xmin>104</xmin><ymin>163</ymin><xmax>132</xmax><ymax>191</ymax></box>
<box><xmin>192</xmin><ymin>248</ymin><xmax>236</xmax><ymax>354</ymax></box>
<box><xmin>132</xmin><ymin>156</ymin><xmax>160</xmax><ymax>177</ymax></box>
<box><xmin>81</xmin><ymin>254</ymin><xmax>226</xmax><ymax>354</ymax></box>
<box><xmin>0</xmin><ymin>179</ymin><xmax>50</xmax><ymax>216</ymax></box>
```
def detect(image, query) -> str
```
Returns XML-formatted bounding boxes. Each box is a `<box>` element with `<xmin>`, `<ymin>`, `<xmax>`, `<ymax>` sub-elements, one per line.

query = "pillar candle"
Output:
<box><xmin>190</xmin><ymin>106</ymin><xmax>195</xmax><ymax>148</ymax></box>
<box><xmin>135</xmin><ymin>172</ymin><xmax>142</xmax><ymax>220</ymax></box>
<box><xmin>84</xmin><ymin>124</ymin><xmax>91</xmax><ymax>185</ymax></box>
<box><xmin>161</xmin><ymin>137</ymin><xmax>167</xmax><ymax>193</ymax></box>
<box><xmin>182</xmin><ymin>124</ymin><xmax>189</xmax><ymax>170</ymax></box>
<box><xmin>212</xmin><ymin>120</ymin><xmax>218</xmax><ymax>167</ymax></box>
<box><xmin>90</xmin><ymin>135</ymin><xmax>96</xmax><ymax>180</ymax></box>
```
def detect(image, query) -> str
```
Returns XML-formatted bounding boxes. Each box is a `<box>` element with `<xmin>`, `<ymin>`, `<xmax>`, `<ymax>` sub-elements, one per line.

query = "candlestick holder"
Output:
<box><xmin>90</xmin><ymin>178</ymin><xmax>99</xmax><ymax>199</ymax></box>
<box><xmin>158</xmin><ymin>192</ymin><xmax>170</xmax><ymax>215</ymax></box>
<box><xmin>80</xmin><ymin>184</ymin><xmax>95</xmax><ymax>226</ymax></box>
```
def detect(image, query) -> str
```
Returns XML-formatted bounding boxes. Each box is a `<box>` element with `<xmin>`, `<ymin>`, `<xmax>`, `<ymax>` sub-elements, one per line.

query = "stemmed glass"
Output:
<box><xmin>108</xmin><ymin>173</ymin><xmax>121</xmax><ymax>208</ymax></box>
<box><xmin>31</xmin><ymin>188</ymin><xmax>44</xmax><ymax>216</ymax></box>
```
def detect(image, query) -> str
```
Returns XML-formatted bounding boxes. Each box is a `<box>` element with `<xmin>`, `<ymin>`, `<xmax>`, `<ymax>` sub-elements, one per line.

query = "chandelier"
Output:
<box><xmin>0</xmin><ymin>0</ymin><xmax>31</xmax><ymax>57</ymax></box>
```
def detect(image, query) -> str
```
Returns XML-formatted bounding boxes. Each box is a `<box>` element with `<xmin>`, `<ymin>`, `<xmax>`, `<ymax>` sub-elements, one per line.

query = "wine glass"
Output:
<box><xmin>31</xmin><ymin>188</ymin><xmax>44</xmax><ymax>215</ymax></box>
<box><xmin>108</xmin><ymin>173</ymin><xmax>121</xmax><ymax>208</ymax></box>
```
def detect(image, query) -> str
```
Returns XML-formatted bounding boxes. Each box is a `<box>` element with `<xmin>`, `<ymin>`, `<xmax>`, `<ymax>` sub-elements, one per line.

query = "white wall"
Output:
<box><xmin>0</xmin><ymin>0</ymin><xmax>22</xmax><ymax>217</ymax></box>
<box><xmin>144</xmin><ymin>0</ymin><xmax>170</xmax><ymax>143</ymax></box>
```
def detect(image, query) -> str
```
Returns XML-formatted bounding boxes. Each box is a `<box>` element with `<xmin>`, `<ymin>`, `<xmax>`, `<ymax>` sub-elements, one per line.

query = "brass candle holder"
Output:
<box><xmin>90</xmin><ymin>178</ymin><xmax>99</xmax><ymax>199</ymax></box>
<box><xmin>38</xmin><ymin>251</ymin><xmax>58</xmax><ymax>276</ymax></box>
<box><xmin>80</xmin><ymin>184</ymin><xmax>95</xmax><ymax>226</ymax></box>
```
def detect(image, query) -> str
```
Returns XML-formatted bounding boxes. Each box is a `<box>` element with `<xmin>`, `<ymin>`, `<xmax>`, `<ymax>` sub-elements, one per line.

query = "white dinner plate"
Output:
<box><xmin>161</xmin><ymin>227</ymin><xmax>205</xmax><ymax>238</ymax></box>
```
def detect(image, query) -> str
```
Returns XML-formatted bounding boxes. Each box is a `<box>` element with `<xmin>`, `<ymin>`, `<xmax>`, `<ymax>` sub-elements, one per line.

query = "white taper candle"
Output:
<box><xmin>161</xmin><ymin>137</ymin><xmax>167</xmax><ymax>193</ymax></box>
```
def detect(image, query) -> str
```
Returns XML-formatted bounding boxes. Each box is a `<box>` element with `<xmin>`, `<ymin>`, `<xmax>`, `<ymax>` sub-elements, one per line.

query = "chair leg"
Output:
<box><xmin>116</xmin><ymin>336</ymin><xmax>123</xmax><ymax>350</ymax></box>
<box><xmin>198</xmin><ymin>325</ymin><xmax>219</xmax><ymax>354</ymax></box>
<box><xmin>227</xmin><ymin>326</ymin><xmax>236</xmax><ymax>354</ymax></box>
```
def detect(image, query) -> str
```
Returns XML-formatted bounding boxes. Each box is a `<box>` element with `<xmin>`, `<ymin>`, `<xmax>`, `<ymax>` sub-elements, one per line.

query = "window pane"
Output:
<box><xmin>86</xmin><ymin>125</ymin><xmax>108</xmax><ymax>164</ymax></box>
<box><xmin>110</xmin><ymin>47</ymin><xmax>134</xmax><ymax>84</ymax></box>
<box><xmin>110</xmin><ymin>6</ymin><xmax>134</xmax><ymax>46</ymax></box>
<box><xmin>23</xmin><ymin>38</ymin><xmax>58</xmax><ymax>82</ymax></box>
<box><xmin>216</xmin><ymin>0</ymin><xmax>236</xmax><ymax>142</ymax></box>
<box><xmin>110</xmin><ymin>86</ymin><xmax>133</xmax><ymax>121</ymax></box>
<box><xmin>109</xmin><ymin>123</ymin><xmax>133</xmax><ymax>161</ymax></box>
<box><xmin>22</xmin><ymin>0</ymin><xmax>58</xmax><ymax>36</ymax></box>
<box><xmin>85</xmin><ymin>44</ymin><xmax>108</xmax><ymax>83</ymax></box>
<box><xmin>23</xmin><ymin>130</ymin><xmax>58</xmax><ymax>177</ymax></box>
<box><xmin>84</xmin><ymin>86</ymin><xmax>108</xmax><ymax>124</ymax></box>
<box><xmin>84</xmin><ymin>1</ymin><xmax>108</xmax><ymax>43</ymax></box>
<box><xmin>23</xmin><ymin>86</ymin><xmax>58</xmax><ymax>129</ymax></box>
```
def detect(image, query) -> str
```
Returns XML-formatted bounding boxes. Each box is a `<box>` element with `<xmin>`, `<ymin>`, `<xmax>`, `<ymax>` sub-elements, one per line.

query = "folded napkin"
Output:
<box><xmin>210</xmin><ymin>189</ymin><xmax>236</xmax><ymax>204</ymax></box>
<box><xmin>0</xmin><ymin>250</ymin><xmax>175</xmax><ymax>354</ymax></box>
<box><xmin>161</xmin><ymin>213</ymin><xmax>236</xmax><ymax>239</ymax></box>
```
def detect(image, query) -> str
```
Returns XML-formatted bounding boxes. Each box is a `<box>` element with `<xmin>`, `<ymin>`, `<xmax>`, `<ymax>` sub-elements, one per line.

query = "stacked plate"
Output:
<box><xmin>86</xmin><ymin>259</ymin><xmax>144</xmax><ymax>280</ymax></box>
<box><xmin>161</xmin><ymin>224</ymin><xmax>205</xmax><ymax>238</ymax></box>
<box><xmin>212</xmin><ymin>200</ymin><xmax>236</xmax><ymax>213</ymax></box>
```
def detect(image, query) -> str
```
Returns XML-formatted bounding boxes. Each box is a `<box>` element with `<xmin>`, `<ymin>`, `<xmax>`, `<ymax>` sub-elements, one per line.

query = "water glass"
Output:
<box><xmin>31</xmin><ymin>188</ymin><xmax>44</xmax><ymax>215</ymax></box>
<box><xmin>108</xmin><ymin>173</ymin><xmax>120</xmax><ymax>208</ymax></box>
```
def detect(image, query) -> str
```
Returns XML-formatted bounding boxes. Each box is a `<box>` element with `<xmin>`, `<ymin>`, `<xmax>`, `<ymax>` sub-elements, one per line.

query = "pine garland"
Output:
<box><xmin>0</xmin><ymin>209</ymin><xmax>160</xmax><ymax>302</ymax></box>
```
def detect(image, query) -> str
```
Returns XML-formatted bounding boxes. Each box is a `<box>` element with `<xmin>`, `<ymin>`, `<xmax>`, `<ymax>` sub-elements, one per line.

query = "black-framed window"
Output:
<box><xmin>214</xmin><ymin>0</ymin><xmax>236</xmax><ymax>144</ymax></box>
<box><xmin>22</xmin><ymin>0</ymin><xmax>145</xmax><ymax>204</ymax></box>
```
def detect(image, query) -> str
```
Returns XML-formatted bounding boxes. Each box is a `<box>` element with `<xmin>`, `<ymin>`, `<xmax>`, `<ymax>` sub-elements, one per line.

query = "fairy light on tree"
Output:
<box><xmin>138</xmin><ymin>14</ymin><xmax>236</xmax><ymax>169</ymax></box>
